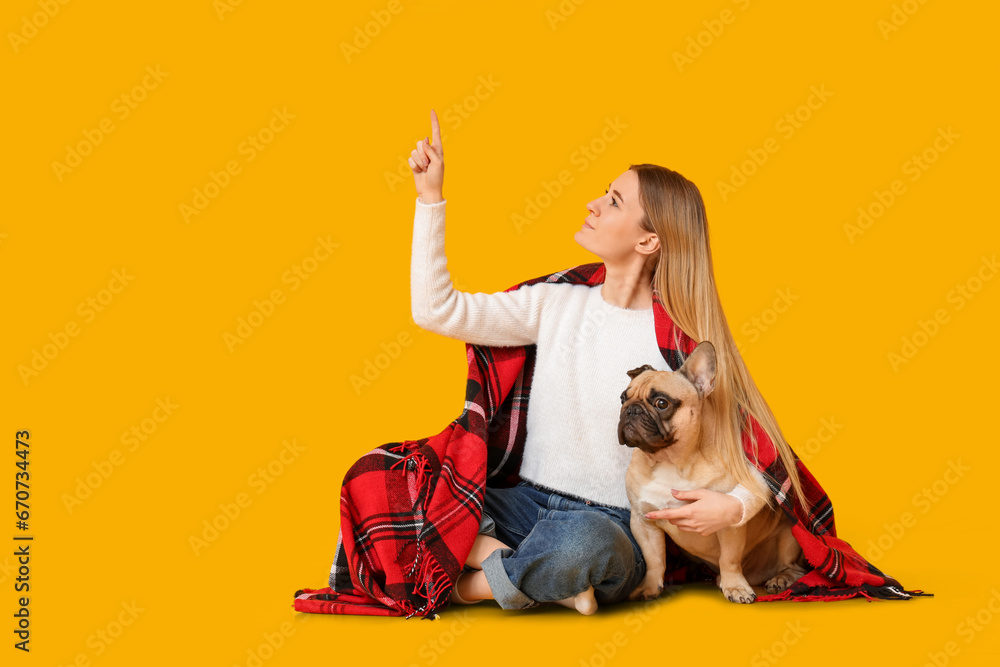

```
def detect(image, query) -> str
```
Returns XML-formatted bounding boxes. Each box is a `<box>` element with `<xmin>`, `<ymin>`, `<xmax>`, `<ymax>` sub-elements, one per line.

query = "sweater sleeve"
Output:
<box><xmin>410</xmin><ymin>196</ymin><xmax>562</xmax><ymax>346</ymax></box>
<box><xmin>727</xmin><ymin>483</ymin><xmax>762</xmax><ymax>527</ymax></box>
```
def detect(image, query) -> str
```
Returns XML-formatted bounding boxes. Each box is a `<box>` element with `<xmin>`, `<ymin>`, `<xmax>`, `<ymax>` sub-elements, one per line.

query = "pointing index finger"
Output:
<box><xmin>430</xmin><ymin>108</ymin><xmax>442</xmax><ymax>151</ymax></box>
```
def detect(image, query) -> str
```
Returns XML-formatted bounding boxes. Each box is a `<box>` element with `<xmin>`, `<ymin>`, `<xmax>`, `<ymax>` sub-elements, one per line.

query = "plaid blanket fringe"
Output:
<box><xmin>293</xmin><ymin>261</ymin><xmax>930</xmax><ymax>619</ymax></box>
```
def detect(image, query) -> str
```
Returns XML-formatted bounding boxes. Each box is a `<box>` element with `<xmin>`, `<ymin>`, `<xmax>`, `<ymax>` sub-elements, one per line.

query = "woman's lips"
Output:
<box><xmin>583</xmin><ymin>220</ymin><xmax>594</xmax><ymax>229</ymax></box>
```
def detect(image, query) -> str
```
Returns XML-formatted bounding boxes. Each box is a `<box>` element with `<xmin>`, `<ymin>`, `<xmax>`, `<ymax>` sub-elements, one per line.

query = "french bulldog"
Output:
<box><xmin>618</xmin><ymin>341</ymin><xmax>806</xmax><ymax>603</ymax></box>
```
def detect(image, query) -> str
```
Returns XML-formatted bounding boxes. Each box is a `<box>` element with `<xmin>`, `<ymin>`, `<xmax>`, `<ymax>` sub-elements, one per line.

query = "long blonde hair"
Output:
<box><xmin>630</xmin><ymin>163</ymin><xmax>805</xmax><ymax>511</ymax></box>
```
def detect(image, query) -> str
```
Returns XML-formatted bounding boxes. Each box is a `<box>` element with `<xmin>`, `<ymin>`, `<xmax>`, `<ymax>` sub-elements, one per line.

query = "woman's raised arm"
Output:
<box><xmin>408</xmin><ymin>109</ymin><xmax>564</xmax><ymax>346</ymax></box>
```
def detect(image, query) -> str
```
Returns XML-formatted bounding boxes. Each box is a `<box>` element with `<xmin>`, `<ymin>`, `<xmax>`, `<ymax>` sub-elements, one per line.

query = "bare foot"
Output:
<box><xmin>553</xmin><ymin>585</ymin><xmax>598</xmax><ymax>615</ymax></box>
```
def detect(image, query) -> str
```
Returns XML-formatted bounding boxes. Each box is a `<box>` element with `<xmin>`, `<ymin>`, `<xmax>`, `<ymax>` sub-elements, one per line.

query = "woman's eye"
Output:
<box><xmin>604</xmin><ymin>188</ymin><xmax>618</xmax><ymax>207</ymax></box>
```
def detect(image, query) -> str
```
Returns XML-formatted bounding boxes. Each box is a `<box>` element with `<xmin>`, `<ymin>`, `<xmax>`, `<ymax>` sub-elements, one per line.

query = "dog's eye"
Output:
<box><xmin>654</xmin><ymin>398</ymin><xmax>668</xmax><ymax>409</ymax></box>
<box><xmin>620</xmin><ymin>390</ymin><xmax>628</xmax><ymax>404</ymax></box>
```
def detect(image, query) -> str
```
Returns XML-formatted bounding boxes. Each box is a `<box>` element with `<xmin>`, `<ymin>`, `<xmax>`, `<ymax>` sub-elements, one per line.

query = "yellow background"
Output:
<box><xmin>3</xmin><ymin>0</ymin><xmax>998</xmax><ymax>665</ymax></box>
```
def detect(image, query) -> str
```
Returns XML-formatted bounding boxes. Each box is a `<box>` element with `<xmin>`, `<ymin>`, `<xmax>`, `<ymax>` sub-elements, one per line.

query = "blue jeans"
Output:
<box><xmin>478</xmin><ymin>480</ymin><xmax>646</xmax><ymax>610</ymax></box>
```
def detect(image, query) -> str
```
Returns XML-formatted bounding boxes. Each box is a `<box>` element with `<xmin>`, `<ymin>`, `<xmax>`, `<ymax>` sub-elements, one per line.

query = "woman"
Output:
<box><xmin>407</xmin><ymin>109</ymin><xmax>805</xmax><ymax>614</ymax></box>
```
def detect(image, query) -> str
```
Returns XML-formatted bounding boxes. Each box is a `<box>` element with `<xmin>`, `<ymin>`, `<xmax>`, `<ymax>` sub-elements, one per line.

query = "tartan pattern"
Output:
<box><xmin>293</xmin><ymin>261</ymin><xmax>929</xmax><ymax>618</ymax></box>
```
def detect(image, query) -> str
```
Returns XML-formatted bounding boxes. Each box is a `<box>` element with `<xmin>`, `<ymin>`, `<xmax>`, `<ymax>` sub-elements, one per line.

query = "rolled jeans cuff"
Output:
<box><xmin>479</xmin><ymin>511</ymin><xmax>498</xmax><ymax>540</ymax></box>
<box><xmin>480</xmin><ymin>548</ymin><xmax>540</xmax><ymax>610</ymax></box>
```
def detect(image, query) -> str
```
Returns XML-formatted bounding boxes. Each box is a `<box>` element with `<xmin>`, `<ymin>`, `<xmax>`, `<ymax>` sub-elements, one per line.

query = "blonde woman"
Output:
<box><xmin>407</xmin><ymin>110</ymin><xmax>804</xmax><ymax>614</ymax></box>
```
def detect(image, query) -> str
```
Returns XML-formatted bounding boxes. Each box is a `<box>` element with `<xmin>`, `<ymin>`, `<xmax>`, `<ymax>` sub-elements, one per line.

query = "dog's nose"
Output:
<box><xmin>624</xmin><ymin>404</ymin><xmax>643</xmax><ymax>418</ymax></box>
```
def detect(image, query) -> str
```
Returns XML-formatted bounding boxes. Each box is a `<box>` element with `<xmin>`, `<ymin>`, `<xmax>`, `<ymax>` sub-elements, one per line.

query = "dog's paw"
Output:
<box><xmin>720</xmin><ymin>579</ymin><xmax>756</xmax><ymax>604</ymax></box>
<box><xmin>628</xmin><ymin>578</ymin><xmax>664</xmax><ymax>602</ymax></box>
<box><xmin>764</xmin><ymin>571</ymin><xmax>798</xmax><ymax>594</ymax></box>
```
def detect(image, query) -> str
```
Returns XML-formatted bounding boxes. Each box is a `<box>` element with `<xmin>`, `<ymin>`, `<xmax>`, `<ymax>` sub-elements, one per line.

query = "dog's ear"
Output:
<box><xmin>678</xmin><ymin>341</ymin><xmax>717</xmax><ymax>398</ymax></box>
<box><xmin>626</xmin><ymin>364</ymin><xmax>656</xmax><ymax>380</ymax></box>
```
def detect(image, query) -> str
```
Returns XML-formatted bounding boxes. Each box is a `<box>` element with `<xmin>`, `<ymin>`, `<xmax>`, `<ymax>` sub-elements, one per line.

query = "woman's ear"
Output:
<box><xmin>637</xmin><ymin>233</ymin><xmax>659</xmax><ymax>257</ymax></box>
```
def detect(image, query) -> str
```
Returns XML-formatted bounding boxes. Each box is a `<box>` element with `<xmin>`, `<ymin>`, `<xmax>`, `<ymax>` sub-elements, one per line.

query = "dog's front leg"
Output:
<box><xmin>716</xmin><ymin>526</ymin><xmax>755</xmax><ymax>603</ymax></box>
<box><xmin>628</xmin><ymin>513</ymin><xmax>667</xmax><ymax>601</ymax></box>
<box><xmin>764</xmin><ymin>525</ymin><xmax>807</xmax><ymax>593</ymax></box>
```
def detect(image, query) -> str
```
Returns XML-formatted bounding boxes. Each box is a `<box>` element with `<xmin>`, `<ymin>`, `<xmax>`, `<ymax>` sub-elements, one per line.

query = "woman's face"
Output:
<box><xmin>575</xmin><ymin>169</ymin><xmax>656</xmax><ymax>264</ymax></box>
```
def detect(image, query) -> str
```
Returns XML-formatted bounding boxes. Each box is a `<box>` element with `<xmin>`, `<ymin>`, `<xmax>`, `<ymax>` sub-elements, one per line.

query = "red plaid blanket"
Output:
<box><xmin>294</xmin><ymin>262</ymin><xmax>930</xmax><ymax>618</ymax></box>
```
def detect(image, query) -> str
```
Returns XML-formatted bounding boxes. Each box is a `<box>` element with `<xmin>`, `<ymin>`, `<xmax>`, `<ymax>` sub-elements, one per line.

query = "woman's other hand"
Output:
<box><xmin>643</xmin><ymin>488</ymin><xmax>743</xmax><ymax>537</ymax></box>
<box><xmin>409</xmin><ymin>109</ymin><xmax>444</xmax><ymax>203</ymax></box>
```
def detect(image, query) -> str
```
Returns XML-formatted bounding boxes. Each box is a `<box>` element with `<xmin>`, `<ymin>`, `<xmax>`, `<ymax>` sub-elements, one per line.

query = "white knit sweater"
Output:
<box><xmin>410</xmin><ymin>197</ymin><xmax>754</xmax><ymax>520</ymax></box>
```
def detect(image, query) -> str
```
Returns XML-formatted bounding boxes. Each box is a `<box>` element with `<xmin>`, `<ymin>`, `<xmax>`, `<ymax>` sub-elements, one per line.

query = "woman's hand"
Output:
<box><xmin>643</xmin><ymin>488</ymin><xmax>742</xmax><ymax>537</ymax></box>
<box><xmin>408</xmin><ymin>109</ymin><xmax>444</xmax><ymax>203</ymax></box>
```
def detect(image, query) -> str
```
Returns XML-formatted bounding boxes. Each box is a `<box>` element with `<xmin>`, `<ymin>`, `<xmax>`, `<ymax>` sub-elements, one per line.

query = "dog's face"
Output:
<box><xmin>617</xmin><ymin>341</ymin><xmax>717</xmax><ymax>454</ymax></box>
